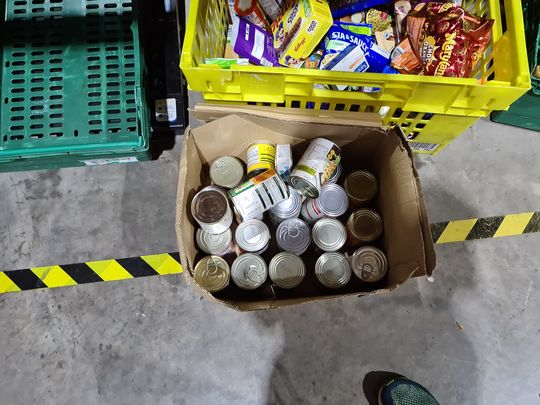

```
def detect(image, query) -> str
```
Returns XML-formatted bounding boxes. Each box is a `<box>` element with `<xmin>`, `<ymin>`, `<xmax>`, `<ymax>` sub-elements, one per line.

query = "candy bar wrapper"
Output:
<box><xmin>330</xmin><ymin>0</ymin><xmax>392</xmax><ymax>19</ymax></box>
<box><xmin>231</xmin><ymin>17</ymin><xmax>280</xmax><ymax>66</ymax></box>
<box><xmin>258</xmin><ymin>0</ymin><xmax>284</xmax><ymax>22</ymax></box>
<box><xmin>390</xmin><ymin>37</ymin><xmax>422</xmax><ymax>74</ymax></box>
<box><xmin>234</xmin><ymin>0</ymin><xmax>272</xmax><ymax>32</ymax></box>
<box><xmin>407</xmin><ymin>2</ymin><xmax>494</xmax><ymax>77</ymax></box>
<box><xmin>303</xmin><ymin>48</ymin><xmax>324</xmax><ymax>69</ymax></box>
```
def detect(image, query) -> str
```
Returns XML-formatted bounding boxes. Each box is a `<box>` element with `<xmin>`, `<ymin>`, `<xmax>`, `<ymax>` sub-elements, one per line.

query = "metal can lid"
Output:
<box><xmin>196</xmin><ymin>228</ymin><xmax>233</xmax><ymax>255</ymax></box>
<box><xmin>315</xmin><ymin>252</ymin><xmax>352</xmax><ymax>289</ymax></box>
<box><xmin>191</xmin><ymin>186</ymin><xmax>229</xmax><ymax>224</ymax></box>
<box><xmin>194</xmin><ymin>255</ymin><xmax>230</xmax><ymax>292</ymax></box>
<box><xmin>318</xmin><ymin>183</ymin><xmax>349</xmax><ymax>217</ymax></box>
<box><xmin>276</xmin><ymin>218</ymin><xmax>311</xmax><ymax>255</ymax></box>
<box><xmin>347</xmin><ymin>209</ymin><xmax>384</xmax><ymax>242</ymax></box>
<box><xmin>289</xmin><ymin>175</ymin><xmax>319</xmax><ymax>199</ymax></box>
<box><xmin>270</xmin><ymin>186</ymin><xmax>302</xmax><ymax>219</ymax></box>
<box><xmin>210</xmin><ymin>156</ymin><xmax>244</xmax><ymax>188</ymax></box>
<box><xmin>235</xmin><ymin>219</ymin><xmax>270</xmax><ymax>252</ymax></box>
<box><xmin>312</xmin><ymin>218</ymin><xmax>347</xmax><ymax>252</ymax></box>
<box><xmin>327</xmin><ymin>162</ymin><xmax>342</xmax><ymax>184</ymax></box>
<box><xmin>231</xmin><ymin>253</ymin><xmax>268</xmax><ymax>290</ymax></box>
<box><xmin>344</xmin><ymin>170</ymin><xmax>378</xmax><ymax>204</ymax></box>
<box><xmin>351</xmin><ymin>246</ymin><xmax>388</xmax><ymax>283</ymax></box>
<box><xmin>269</xmin><ymin>252</ymin><xmax>306</xmax><ymax>289</ymax></box>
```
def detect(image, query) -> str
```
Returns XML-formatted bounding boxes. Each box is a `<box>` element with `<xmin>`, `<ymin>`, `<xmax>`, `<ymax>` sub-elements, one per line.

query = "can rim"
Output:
<box><xmin>231</xmin><ymin>254</ymin><xmax>268</xmax><ymax>290</ymax></box>
<box><xmin>209</xmin><ymin>156</ymin><xmax>245</xmax><ymax>189</ymax></box>
<box><xmin>235</xmin><ymin>219</ymin><xmax>270</xmax><ymax>252</ymax></box>
<box><xmin>194</xmin><ymin>255</ymin><xmax>230</xmax><ymax>292</ymax></box>
<box><xmin>269</xmin><ymin>252</ymin><xmax>306</xmax><ymax>289</ymax></box>
<box><xmin>276</xmin><ymin>218</ymin><xmax>311</xmax><ymax>255</ymax></box>
<box><xmin>318</xmin><ymin>183</ymin><xmax>349</xmax><ymax>217</ymax></box>
<box><xmin>191</xmin><ymin>186</ymin><xmax>229</xmax><ymax>225</ymax></box>
<box><xmin>351</xmin><ymin>246</ymin><xmax>388</xmax><ymax>282</ymax></box>
<box><xmin>312</xmin><ymin>218</ymin><xmax>347</xmax><ymax>252</ymax></box>
<box><xmin>315</xmin><ymin>252</ymin><xmax>351</xmax><ymax>289</ymax></box>
<box><xmin>196</xmin><ymin>228</ymin><xmax>233</xmax><ymax>255</ymax></box>
<box><xmin>347</xmin><ymin>209</ymin><xmax>384</xmax><ymax>242</ymax></box>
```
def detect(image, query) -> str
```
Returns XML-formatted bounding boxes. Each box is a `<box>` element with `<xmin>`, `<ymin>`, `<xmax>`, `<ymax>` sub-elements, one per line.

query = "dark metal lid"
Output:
<box><xmin>347</xmin><ymin>209</ymin><xmax>383</xmax><ymax>242</ymax></box>
<box><xmin>192</xmin><ymin>186</ymin><xmax>228</xmax><ymax>224</ymax></box>
<box><xmin>344</xmin><ymin>170</ymin><xmax>378</xmax><ymax>204</ymax></box>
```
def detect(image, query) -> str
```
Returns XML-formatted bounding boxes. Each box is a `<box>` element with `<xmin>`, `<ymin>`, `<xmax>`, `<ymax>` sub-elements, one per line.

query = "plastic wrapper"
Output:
<box><xmin>234</xmin><ymin>0</ymin><xmax>272</xmax><ymax>32</ymax></box>
<box><xmin>231</xmin><ymin>17</ymin><xmax>280</xmax><ymax>66</ymax></box>
<box><xmin>258</xmin><ymin>0</ymin><xmax>284</xmax><ymax>22</ymax></box>
<box><xmin>330</xmin><ymin>0</ymin><xmax>392</xmax><ymax>19</ymax></box>
<box><xmin>393</xmin><ymin>0</ymin><xmax>411</xmax><ymax>41</ymax></box>
<box><xmin>390</xmin><ymin>37</ymin><xmax>422</xmax><ymax>74</ymax></box>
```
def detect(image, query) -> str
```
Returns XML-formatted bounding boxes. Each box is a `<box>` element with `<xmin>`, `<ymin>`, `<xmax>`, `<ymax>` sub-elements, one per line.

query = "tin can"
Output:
<box><xmin>229</xmin><ymin>168</ymin><xmax>288</xmax><ymax>221</ymax></box>
<box><xmin>246</xmin><ymin>141</ymin><xmax>276</xmax><ymax>178</ymax></box>
<box><xmin>194</xmin><ymin>255</ymin><xmax>230</xmax><ymax>293</ymax></box>
<box><xmin>275</xmin><ymin>144</ymin><xmax>293</xmax><ymax>180</ymax></box>
<box><xmin>191</xmin><ymin>186</ymin><xmax>233</xmax><ymax>234</ymax></box>
<box><xmin>268</xmin><ymin>186</ymin><xmax>302</xmax><ymax>226</ymax></box>
<box><xmin>344</xmin><ymin>170</ymin><xmax>378</xmax><ymax>207</ymax></box>
<box><xmin>351</xmin><ymin>246</ymin><xmax>388</xmax><ymax>283</ymax></box>
<box><xmin>347</xmin><ymin>209</ymin><xmax>384</xmax><ymax>246</ymax></box>
<box><xmin>312</xmin><ymin>218</ymin><xmax>347</xmax><ymax>252</ymax></box>
<box><xmin>269</xmin><ymin>252</ymin><xmax>306</xmax><ymax>289</ymax></box>
<box><xmin>289</xmin><ymin>138</ymin><xmax>342</xmax><ymax>198</ymax></box>
<box><xmin>196</xmin><ymin>228</ymin><xmax>235</xmax><ymax>256</ymax></box>
<box><xmin>235</xmin><ymin>219</ymin><xmax>271</xmax><ymax>254</ymax></box>
<box><xmin>231</xmin><ymin>253</ymin><xmax>268</xmax><ymax>290</ymax></box>
<box><xmin>209</xmin><ymin>156</ymin><xmax>245</xmax><ymax>189</ymax></box>
<box><xmin>315</xmin><ymin>252</ymin><xmax>352</xmax><ymax>289</ymax></box>
<box><xmin>327</xmin><ymin>162</ymin><xmax>342</xmax><ymax>184</ymax></box>
<box><xmin>300</xmin><ymin>183</ymin><xmax>349</xmax><ymax>223</ymax></box>
<box><xmin>276</xmin><ymin>218</ymin><xmax>311</xmax><ymax>255</ymax></box>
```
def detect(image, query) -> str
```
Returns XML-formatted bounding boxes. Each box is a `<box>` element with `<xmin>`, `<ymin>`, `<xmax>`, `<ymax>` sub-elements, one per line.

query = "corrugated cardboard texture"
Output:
<box><xmin>176</xmin><ymin>113</ymin><xmax>435</xmax><ymax>311</ymax></box>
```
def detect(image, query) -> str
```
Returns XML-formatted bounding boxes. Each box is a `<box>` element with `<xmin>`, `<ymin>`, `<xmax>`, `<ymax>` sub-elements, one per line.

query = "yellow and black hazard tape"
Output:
<box><xmin>0</xmin><ymin>212</ymin><xmax>538</xmax><ymax>294</ymax></box>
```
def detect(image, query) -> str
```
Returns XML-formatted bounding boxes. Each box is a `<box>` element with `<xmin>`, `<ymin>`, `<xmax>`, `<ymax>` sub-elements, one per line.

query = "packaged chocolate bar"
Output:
<box><xmin>234</xmin><ymin>0</ymin><xmax>272</xmax><ymax>32</ymax></box>
<box><xmin>390</xmin><ymin>37</ymin><xmax>422</xmax><ymax>74</ymax></box>
<box><xmin>330</xmin><ymin>0</ymin><xmax>392</xmax><ymax>19</ymax></box>
<box><xmin>231</xmin><ymin>17</ymin><xmax>280</xmax><ymax>66</ymax></box>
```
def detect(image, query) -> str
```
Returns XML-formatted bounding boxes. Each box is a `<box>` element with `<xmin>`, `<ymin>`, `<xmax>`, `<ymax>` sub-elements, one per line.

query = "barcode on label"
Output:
<box><xmin>408</xmin><ymin>142</ymin><xmax>439</xmax><ymax>153</ymax></box>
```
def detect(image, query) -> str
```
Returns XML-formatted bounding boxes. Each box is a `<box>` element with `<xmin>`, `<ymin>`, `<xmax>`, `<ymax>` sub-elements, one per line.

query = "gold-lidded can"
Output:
<box><xmin>194</xmin><ymin>255</ymin><xmax>230</xmax><ymax>293</ymax></box>
<box><xmin>246</xmin><ymin>141</ymin><xmax>276</xmax><ymax>178</ymax></box>
<box><xmin>344</xmin><ymin>170</ymin><xmax>378</xmax><ymax>207</ymax></box>
<box><xmin>315</xmin><ymin>252</ymin><xmax>351</xmax><ymax>289</ymax></box>
<box><xmin>351</xmin><ymin>246</ymin><xmax>388</xmax><ymax>283</ymax></box>
<box><xmin>209</xmin><ymin>156</ymin><xmax>245</xmax><ymax>189</ymax></box>
<box><xmin>231</xmin><ymin>253</ymin><xmax>268</xmax><ymax>290</ymax></box>
<box><xmin>191</xmin><ymin>185</ymin><xmax>233</xmax><ymax>234</ymax></box>
<box><xmin>347</xmin><ymin>208</ymin><xmax>384</xmax><ymax>246</ymax></box>
<box><xmin>269</xmin><ymin>252</ymin><xmax>306</xmax><ymax>289</ymax></box>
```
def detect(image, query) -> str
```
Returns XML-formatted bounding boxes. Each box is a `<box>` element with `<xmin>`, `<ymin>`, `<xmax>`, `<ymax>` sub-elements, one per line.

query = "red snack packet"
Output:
<box><xmin>406</xmin><ymin>2</ymin><xmax>494</xmax><ymax>77</ymax></box>
<box><xmin>234</xmin><ymin>0</ymin><xmax>272</xmax><ymax>32</ymax></box>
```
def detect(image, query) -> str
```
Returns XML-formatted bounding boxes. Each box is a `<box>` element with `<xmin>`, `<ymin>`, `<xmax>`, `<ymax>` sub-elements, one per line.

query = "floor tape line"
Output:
<box><xmin>1</xmin><ymin>213</ymin><xmax>538</xmax><ymax>294</ymax></box>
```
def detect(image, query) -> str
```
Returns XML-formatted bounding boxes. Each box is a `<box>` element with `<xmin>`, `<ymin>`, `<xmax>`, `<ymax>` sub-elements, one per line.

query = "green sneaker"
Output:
<box><xmin>379</xmin><ymin>378</ymin><xmax>440</xmax><ymax>405</ymax></box>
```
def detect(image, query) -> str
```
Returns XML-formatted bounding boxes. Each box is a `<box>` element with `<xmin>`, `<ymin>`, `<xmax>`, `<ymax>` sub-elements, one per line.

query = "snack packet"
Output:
<box><xmin>234</xmin><ymin>0</ymin><xmax>272</xmax><ymax>32</ymax></box>
<box><xmin>330</xmin><ymin>0</ymin><xmax>392</xmax><ymax>19</ymax></box>
<box><xmin>406</xmin><ymin>2</ymin><xmax>494</xmax><ymax>77</ymax></box>
<box><xmin>390</xmin><ymin>37</ymin><xmax>422</xmax><ymax>74</ymax></box>
<box><xmin>365</xmin><ymin>8</ymin><xmax>392</xmax><ymax>33</ymax></box>
<box><xmin>338</xmin><ymin>11</ymin><xmax>365</xmax><ymax>24</ymax></box>
<box><xmin>205</xmin><ymin>58</ymin><xmax>249</xmax><ymax>68</ymax></box>
<box><xmin>393</xmin><ymin>0</ymin><xmax>411</xmax><ymax>41</ymax></box>
<box><xmin>231</xmin><ymin>17</ymin><xmax>280</xmax><ymax>66</ymax></box>
<box><xmin>258</xmin><ymin>0</ymin><xmax>284</xmax><ymax>22</ymax></box>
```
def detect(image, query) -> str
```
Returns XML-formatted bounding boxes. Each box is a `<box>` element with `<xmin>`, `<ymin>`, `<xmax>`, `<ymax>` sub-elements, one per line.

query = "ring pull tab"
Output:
<box><xmin>246</xmin><ymin>264</ymin><xmax>263</xmax><ymax>283</ymax></box>
<box><xmin>287</xmin><ymin>222</ymin><xmax>300</xmax><ymax>238</ymax></box>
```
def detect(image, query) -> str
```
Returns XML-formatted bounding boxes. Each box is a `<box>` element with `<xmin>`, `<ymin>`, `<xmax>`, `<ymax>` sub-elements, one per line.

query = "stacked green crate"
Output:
<box><xmin>491</xmin><ymin>0</ymin><xmax>540</xmax><ymax>130</ymax></box>
<box><xmin>0</xmin><ymin>0</ymin><xmax>151</xmax><ymax>172</ymax></box>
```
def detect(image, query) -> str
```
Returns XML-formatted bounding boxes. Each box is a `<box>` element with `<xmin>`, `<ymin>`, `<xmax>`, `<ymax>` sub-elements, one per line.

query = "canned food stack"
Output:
<box><xmin>191</xmin><ymin>137</ymin><xmax>390</xmax><ymax>295</ymax></box>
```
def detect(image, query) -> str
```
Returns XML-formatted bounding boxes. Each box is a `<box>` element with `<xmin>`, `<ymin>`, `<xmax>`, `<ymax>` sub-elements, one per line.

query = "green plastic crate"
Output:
<box><xmin>0</xmin><ymin>0</ymin><xmax>151</xmax><ymax>172</ymax></box>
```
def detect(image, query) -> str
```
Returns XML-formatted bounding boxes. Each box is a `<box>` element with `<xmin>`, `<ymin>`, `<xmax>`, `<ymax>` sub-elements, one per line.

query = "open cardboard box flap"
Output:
<box><xmin>177</xmin><ymin>105</ymin><xmax>436</xmax><ymax>311</ymax></box>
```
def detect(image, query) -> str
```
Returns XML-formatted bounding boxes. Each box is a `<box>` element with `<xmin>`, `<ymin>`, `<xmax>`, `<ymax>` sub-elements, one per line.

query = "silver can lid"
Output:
<box><xmin>210</xmin><ymin>156</ymin><xmax>244</xmax><ymax>189</ymax></box>
<box><xmin>269</xmin><ymin>252</ymin><xmax>306</xmax><ymax>289</ymax></box>
<box><xmin>196</xmin><ymin>228</ymin><xmax>233</xmax><ymax>255</ymax></box>
<box><xmin>317</xmin><ymin>183</ymin><xmax>349</xmax><ymax>217</ymax></box>
<box><xmin>231</xmin><ymin>254</ymin><xmax>268</xmax><ymax>290</ymax></box>
<box><xmin>351</xmin><ymin>246</ymin><xmax>388</xmax><ymax>283</ymax></box>
<box><xmin>327</xmin><ymin>162</ymin><xmax>342</xmax><ymax>184</ymax></box>
<box><xmin>315</xmin><ymin>252</ymin><xmax>351</xmax><ymax>289</ymax></box>
<box><xmin>194</xmin><ymin>256</ymin><xmax>230</xmax><ymax>292</ymax></box>
<box><xmin>276</xmin><ymin>218</ymin><xmax>311</xmax><ymax>255</ymax></box>
<box><xmin>191</xmin><ymin>186</ymin><xmax>229</xmax><ymax>225</ymax></box>
<box><xmin>269</xmin><ymin>186</ymin><xmax>302</xmax><ymax>219</ymax></box>
<box><xmin>235</xmin><ymin>219</ymin><xmax>270</xmax><ymax>252</ymax></box>
<box><xmin>312</xmin><ymin>218</ymin><xmax>347</xmax><ymax>252</ymax></box>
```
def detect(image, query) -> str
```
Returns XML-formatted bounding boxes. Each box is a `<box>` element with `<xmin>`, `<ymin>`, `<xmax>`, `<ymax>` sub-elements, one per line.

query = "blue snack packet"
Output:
<box><xmin>330</xmin><ymin>0</ymin><xmax>392</xmax><ymax>19</ymax></box>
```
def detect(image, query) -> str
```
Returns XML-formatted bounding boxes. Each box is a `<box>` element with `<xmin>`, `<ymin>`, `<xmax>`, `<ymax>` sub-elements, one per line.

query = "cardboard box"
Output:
<box><xmin>176</xmin><ymin>105</ymin><xmax>436</xmax><ymax>311</ymax></box>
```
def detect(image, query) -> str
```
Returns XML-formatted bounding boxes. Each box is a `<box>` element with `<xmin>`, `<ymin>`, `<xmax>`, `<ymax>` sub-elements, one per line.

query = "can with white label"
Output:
<box><xmin>191</xmin><ymin>186</ymin><xmax>233</xmax><ymax>234</ymax></box>
<box><xmin>231</xmin><ymin>254</ymin><xmax>268</xmax><ymax>290</ymax></box>
<box><xmin>209</xmin><ymin>156</ymin><xmax>245</xmax><ymax>189</ymax></box>
<box><xmin>229</xmin><ymin>168</ymin><xmax>289</xmax><ymax>221</ymax></box>
<box><xmin>276</xmin><ymin>218</ymin><xmax>311</xmax><ymax>255</ymax></box>
<box><xmin>312</xmin><ymin>218</ymin><xmax>347</xmax><ymax>252</ymax></box>
<box><xmin>315</xmin><ymin>252</ymin><xmax>352</xmax><ymax>289</ymax></box>
<box><xmin>300</xmin><ymin>183</ymin><xmax>349</xmax><ymax>224</ymax></box>
<box><xmin>194</xmin><ymin>255</ymin><xmax>230</xmax><ymax>293</ymax></box>
<box><xmin>351</xmin><ymin>246</ymin><xmax>388</xmax><ymax>283</ymax></box>
<box><xmin>327</xmin><ymin>162</ymin><xmax>342</xmax><ymax>184</ymax></box>
<box><xmin>275</xmin><ymin>144</ymin><xmax>293</xmax><ymax>179</ymax></box>
<box><xmin>346</xmin><ymin>208</ymin><xmax>384</xmax><ymax>246</ymax></box>
<box><xmin>344</xmin><ymin>170</ymin><xmax>378</xmax><ymax>207</ymax></box>
<box><xmin>246</xmin><ymin>141</ymin><xmax>276</xmax><ymax>178</ymax></box>
<box><xmin>196</xmin><ymin>228</ymin><xmax>235</xmax><ymax>256</ymax></box>
<box><xmin>235</xmin><ymin>219</ymin><xmax>271</xmax><ymax>254</ymax></box>
<box><xmin>268</xmin><ymin>186</ymin><xmax>302</xmax><ymax>226</ymax></box>
<box><xmin>269</xmin><ymin>252</ymin><xmax>306</xmax><ymax>289</ymax></box>
<box><xmin>289</xmin><ymin>138</ymin><xmax>342</xmax><ymax>198</ymax></box>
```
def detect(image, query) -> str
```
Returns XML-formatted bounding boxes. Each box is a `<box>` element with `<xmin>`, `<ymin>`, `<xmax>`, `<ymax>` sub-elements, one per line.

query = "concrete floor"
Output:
<box><xmin>1</xmin><ymin>115</ymin><xmax>539</xmax><ymax>405</ymax></box>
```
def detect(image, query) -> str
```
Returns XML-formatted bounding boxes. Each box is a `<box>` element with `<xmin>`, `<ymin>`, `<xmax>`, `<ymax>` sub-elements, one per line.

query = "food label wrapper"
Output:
<box><xmin>231</xmin><ymin>17</ymin><xmax>280</xmax><ymax>66</ymax></box>
<box><xmin>330</xmin><ymin>0</ymin><xmax>392</xmax><ymax>19</ymax></box>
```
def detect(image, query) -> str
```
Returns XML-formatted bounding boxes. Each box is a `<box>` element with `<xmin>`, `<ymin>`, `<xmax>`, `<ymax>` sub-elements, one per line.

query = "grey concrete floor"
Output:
<box><xmin>0</xmin><ymin>116</ymin><xmax>539</xmax><ymax>405</ymax></box>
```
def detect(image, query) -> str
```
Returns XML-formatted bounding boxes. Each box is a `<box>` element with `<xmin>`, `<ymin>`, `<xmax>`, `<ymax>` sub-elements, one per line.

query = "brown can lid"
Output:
<box><xmin>351</xmin><ymin>246</ymin><xmax>388</xmax><ymax>283</ymax></box>
<box><xmin>194</xmin><ymin>256</ymin><xmax>230</xmax><ymax>292</ymax></box>
<box><xmin>347</xmin><ymin>209</ymin><xmax>383</xmax><ymax>242</ymax></box>
<box><xmin>192</xmin><ymin>186</ymin><xmax>228</xmax><ymax>224</ymax></box>
<box><xmin>344</xmin><ymin>170</ymin><xmax>378</xmax><ymax>204</ymax></box>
